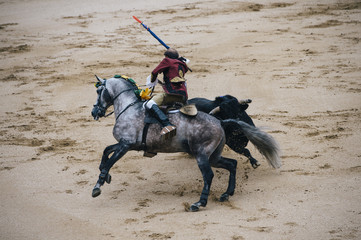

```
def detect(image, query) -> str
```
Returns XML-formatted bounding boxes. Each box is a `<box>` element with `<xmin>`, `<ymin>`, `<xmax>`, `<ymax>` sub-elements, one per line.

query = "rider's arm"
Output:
<box><xmin>151</xmin><ymin>58</ymin><xmax>170</xmax><ymax>82</ymax></box>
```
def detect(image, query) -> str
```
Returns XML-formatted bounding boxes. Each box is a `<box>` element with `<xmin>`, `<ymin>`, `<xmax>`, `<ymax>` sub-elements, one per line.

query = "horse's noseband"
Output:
<box><xmin>92</xmin><ymin>103</ymin><xmax>107</xmax><ymax>120</ymax></box>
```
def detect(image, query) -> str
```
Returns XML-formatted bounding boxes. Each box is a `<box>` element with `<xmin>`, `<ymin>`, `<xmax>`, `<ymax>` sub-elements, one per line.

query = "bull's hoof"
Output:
<box><xmin>251</xmin><ymin>162</ymin><xmax>261</xmax><ymax>169</ymax></box>
<box><xmin>220</xmin><ymin>193</ymin><xmax>229</xmax><ymax>202</ymax></box>
<box><xmin>92</xmin><ymin>187</ymin><xmax>101</xmax><ymax>198</ymax></box>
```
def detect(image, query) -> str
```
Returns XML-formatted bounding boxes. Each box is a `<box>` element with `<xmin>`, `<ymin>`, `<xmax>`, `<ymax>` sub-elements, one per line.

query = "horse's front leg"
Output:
<box><xmin>92</xmin><ymin>140</ymin><xmax>129</xmax><ymax>198</ymax></box>
<box><xmin>97</xmin><ymin>143</ymin><xmax>119</xmax><ymax>183</ymax></box>
<box><xmin>190</xmin><ymin>155</ymin><xmax>214</xmax><ymax>212</ymax></box>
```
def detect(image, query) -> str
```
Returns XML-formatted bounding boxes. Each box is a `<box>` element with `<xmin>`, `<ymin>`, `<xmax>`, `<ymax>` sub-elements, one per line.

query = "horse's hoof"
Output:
<box><xmin>189</xmin><ymin>201</ymin><xmax>205</xmax><ymax>212</ymax></box>
<box><xmin>105</xmin><ymin>174</ymin><xmax>111</xmax><ymax>184</ymax></box>
<box><xmin>92</xmin><ymin>187</ymin><xmax>101</xmax><ymax>198</ymax></box>
<box><xmin>189</xmin><ymin>204</ymin><xmax>200</xmax><ymax>212</ymax></box>
<box><xmin>220</xmin><ymin>193</ymin><xmax>229</xmax><ymax>202</ymax></box>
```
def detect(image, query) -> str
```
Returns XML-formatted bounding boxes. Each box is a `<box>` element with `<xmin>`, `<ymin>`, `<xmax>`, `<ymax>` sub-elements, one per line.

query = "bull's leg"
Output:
<box><xmin>190</xmin><ymin>155</ymin><xmax>214</xmax><ymax>212</ymax></box>
<box><xmin>225</xmin><ymin>137</ymin><xmax>260</xmax><ymax>169</ymax></box>
<box><xmin>212</xmin><ymin>157</ymin><xmax>238</xmax><ymax>202</ymax></box>
<box><xmin>242</xmin><ymin>148</ymin><xmax>260</xmax><ymax>169</ymax></box>
<box><xmin>92</xmin><ymin>140</ymin><xmax>129</xmax><ymax>198</ymax></box>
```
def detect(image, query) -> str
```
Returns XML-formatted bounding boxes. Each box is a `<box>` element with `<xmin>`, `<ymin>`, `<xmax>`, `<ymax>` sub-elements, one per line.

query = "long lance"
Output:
<box><xmin>133</xmin><ymin>16</ymin><xmax>170</xmax><ymax>49</ymax></box>
<box><xmin>132</xmin><ymin>16</ymin><xmax>192</xmax><ymax>72</ymax></box>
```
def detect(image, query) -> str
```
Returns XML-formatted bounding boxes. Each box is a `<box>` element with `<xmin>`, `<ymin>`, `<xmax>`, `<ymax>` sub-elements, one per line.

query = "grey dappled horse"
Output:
<box><xmin>91</xmin><ymin>76</ymin><xmax>281</xmax><ymax>211</ymax></box>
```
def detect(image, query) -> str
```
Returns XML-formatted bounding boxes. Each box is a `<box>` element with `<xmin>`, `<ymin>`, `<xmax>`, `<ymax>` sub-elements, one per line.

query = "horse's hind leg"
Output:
<box><xmin>92</xmin><ymin>140</ymin><xmax>129</xmax><ymax>198</ymax></box>
<box><xmin>190</xmin><ymin>154</ymin><xmax>214</xmax><ymax>212</ymax></box>
<box><xmin>212</xmin><ymin>157</ymin><xmax>238</xmax><ymax>202</ymax></box>
<box><xmin>242</xmin><ymin>148</ymin><xmax>260</xmax><ymax>169</ymax></box>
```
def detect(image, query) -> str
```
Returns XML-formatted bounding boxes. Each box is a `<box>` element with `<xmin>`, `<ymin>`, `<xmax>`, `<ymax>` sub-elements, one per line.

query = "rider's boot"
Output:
<box><xmin>149</xmin><ymin>104</ymin><xmax>177</xmax><ymax>140</ymax></box>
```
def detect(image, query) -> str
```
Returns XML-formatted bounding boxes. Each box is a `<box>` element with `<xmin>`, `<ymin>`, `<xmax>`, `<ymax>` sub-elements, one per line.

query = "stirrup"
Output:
<box><xmin>161</xmin><ymin>125</ymin><xmax>176</xmax><ymax>140</ymax></box>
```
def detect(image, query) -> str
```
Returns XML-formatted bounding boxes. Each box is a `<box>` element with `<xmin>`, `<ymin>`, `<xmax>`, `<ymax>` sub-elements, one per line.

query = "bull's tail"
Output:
<box><xmin>221</xmin><ymin>119</ymin><xmax>282</xmax><ymax>168</ymax></box>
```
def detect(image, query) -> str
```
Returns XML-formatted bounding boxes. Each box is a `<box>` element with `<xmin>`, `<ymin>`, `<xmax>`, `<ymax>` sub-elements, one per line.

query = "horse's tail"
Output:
<box><xmin>221</xmin><ymin>119</ymin><xmax>282</xmax><ymax>168</ymax></box>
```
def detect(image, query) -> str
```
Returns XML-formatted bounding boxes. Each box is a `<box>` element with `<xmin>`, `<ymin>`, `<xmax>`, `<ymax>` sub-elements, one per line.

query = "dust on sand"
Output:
<box><xmin>1</xmin><ymin>0</ymin><xmax>360</xmax><ymax>239</ymax></box>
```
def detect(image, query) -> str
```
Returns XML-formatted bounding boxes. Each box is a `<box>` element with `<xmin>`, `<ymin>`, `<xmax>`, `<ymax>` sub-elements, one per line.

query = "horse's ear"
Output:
<box><xmin>95</xmin><ymin>75</ymin><xmax>105</xmax><ymax>84</ymax></box>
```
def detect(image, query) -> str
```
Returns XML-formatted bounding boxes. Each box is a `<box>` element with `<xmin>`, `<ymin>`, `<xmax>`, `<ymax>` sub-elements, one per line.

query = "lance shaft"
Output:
<box><xmin>133</xmin><ymin>16</ymin><xmax>170</xmax><ymax>49</ymax></box>
<box><xmin>133</xmin><ymin>16</ymin><xmax>192</xmax><ymax>72</ymax></box>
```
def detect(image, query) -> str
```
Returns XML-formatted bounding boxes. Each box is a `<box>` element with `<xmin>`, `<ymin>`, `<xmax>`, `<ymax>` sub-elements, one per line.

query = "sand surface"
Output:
<box><xmin>1</xmin><ymin>0</ymin><xmax>360</xmax><ymax>239</ymax></box>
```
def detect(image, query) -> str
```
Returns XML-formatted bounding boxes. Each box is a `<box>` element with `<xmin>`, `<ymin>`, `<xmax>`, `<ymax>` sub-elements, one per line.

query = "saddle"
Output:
<box><xmin>160</xmin><ymin>102</ymin><xmax>197</xmax><ymax>116</ymax></box>
<box><xmin>142</xmin><ymin>103</ymin><xmax>197</xmax><ymax>158</ymax></box>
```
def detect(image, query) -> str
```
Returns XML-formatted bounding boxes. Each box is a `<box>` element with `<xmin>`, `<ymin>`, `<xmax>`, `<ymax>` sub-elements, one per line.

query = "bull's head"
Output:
<box><xmin>209</xmin><ymin>95</ymin><xmax>252</xmax><ymax>120</ymax></box>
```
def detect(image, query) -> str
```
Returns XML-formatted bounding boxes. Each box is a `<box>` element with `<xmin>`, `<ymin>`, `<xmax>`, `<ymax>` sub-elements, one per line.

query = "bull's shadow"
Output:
<box><xmin>189</xmin><ymin>95</ymin><xmax>260</xmax><ymax>169</ymax></box>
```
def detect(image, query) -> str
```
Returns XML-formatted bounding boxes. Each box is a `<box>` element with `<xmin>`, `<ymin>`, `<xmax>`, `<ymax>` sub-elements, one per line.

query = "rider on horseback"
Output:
<box><xmin>145</xmin><ymin>48</ymin><xmax>189</xmax><ymax>140</ymax></box>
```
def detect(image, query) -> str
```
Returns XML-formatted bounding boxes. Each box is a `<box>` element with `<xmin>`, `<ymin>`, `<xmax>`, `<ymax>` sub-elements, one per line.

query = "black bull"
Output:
<box><xmin>188</xmin><ymin>95</ymin><xmax>260</xmax><ymax>168</ymax></box>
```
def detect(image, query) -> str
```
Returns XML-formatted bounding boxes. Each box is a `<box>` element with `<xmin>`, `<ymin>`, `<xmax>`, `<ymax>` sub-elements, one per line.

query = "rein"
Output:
<box><xmin>103</xmin><ymin>88</ymin><xmax>134</xmax><ymax>118</ymax></box>
<box><xmin>102</xmin><ymin>78</ymin><xmax>140</xmax><ymax>119</ymax></box>
<box><xmin>115</xmin><ymin>100</ymin><xmax>138</xmax><ymax>121</ymax></box>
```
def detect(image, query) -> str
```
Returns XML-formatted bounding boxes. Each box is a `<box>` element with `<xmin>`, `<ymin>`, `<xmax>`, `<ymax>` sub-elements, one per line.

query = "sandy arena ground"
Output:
<box><xmin>1</xmin><ymin>0</ymin><xmax>360</xmax><ymax>239</ymax></box>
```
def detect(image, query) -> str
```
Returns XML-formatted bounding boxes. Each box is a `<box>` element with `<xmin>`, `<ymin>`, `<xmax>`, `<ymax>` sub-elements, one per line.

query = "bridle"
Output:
<box><xmin>93</xmin><ymin>78</ymin><xmax>139</xmax><ymax>120</ymax></box>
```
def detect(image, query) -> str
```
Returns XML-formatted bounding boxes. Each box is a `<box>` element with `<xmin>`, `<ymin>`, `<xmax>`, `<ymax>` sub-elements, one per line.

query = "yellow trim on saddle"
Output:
<box><xmin>114</xmin><ymin>74</ymin><xmax>151</xmax><ymax>100</ymax></box>
<box><xmin>139</xmin><ymin>88</ymin><xmax>152</xmax><ymax>100</ymax></box>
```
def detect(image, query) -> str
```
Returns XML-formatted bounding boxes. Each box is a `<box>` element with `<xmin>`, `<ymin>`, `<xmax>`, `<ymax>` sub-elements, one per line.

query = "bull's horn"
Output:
<box><xmin>209</xmin><ymin>106</ymin><xmax>220</xmax><ymax>115</ymax></box>
<box><xmin>239</xmin><ymin>99</ymin><xmax>252</xmax><ymax>104</ymax></box>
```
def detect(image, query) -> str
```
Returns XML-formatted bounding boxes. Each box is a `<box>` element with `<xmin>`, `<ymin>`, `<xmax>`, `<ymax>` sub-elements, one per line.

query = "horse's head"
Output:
<box><xmin>91</xmin><ymin>75</ymin><xmax>113</xmax><ymax>120</ymax></box>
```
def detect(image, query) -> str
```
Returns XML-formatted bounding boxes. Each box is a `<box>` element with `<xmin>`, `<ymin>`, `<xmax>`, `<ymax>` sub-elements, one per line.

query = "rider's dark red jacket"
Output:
<box><xmin>151</xmin><ymin>57</ymin><xmax>189</xmax><ymax>99</ymax></box>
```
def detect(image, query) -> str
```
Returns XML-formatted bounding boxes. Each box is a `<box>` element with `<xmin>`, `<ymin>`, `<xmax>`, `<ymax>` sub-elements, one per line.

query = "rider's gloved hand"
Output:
<box><xmin>178</xmin><ymin>56</ymin><xmax>190</xmax><ymax>64</ymax></box>
<box><xmin>146</xmin><ymin>75</ymin><xmax>158</xmax><ymax>88</ymax></box>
